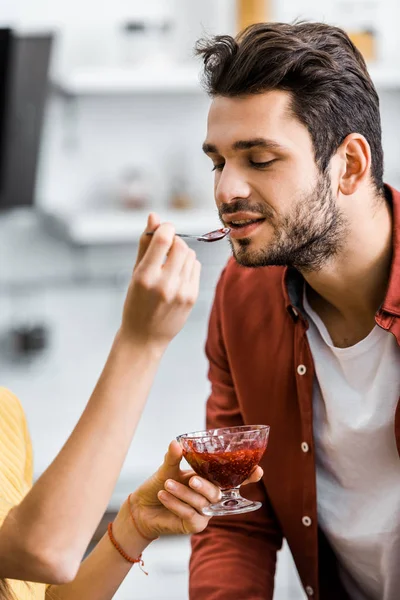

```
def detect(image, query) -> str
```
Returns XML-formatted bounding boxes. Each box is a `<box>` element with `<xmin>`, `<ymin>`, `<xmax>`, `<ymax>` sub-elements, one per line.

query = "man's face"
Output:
<box><xmin>203</xmin><ymin>90</ymin><xmax>347</xmax><ymax>271</ymax></box>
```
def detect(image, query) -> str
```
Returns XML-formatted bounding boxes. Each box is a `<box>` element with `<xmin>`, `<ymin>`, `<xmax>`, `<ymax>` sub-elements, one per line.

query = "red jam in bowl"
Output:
<box><xmin>183</xmin><ymin>442</ymin><xmax>266</xmax><ymax>489</ymax></box>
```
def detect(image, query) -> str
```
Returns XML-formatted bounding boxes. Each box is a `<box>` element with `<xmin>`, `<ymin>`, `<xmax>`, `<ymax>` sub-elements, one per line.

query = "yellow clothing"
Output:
<box><xmin>0</xmin><ymin>387</ymin><xmax>46</xmax><ymax>600</ymax></box>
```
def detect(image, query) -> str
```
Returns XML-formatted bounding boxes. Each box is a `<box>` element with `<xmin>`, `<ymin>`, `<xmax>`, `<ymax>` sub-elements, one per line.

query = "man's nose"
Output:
<box><xmin>215</xmin><ymin>165</ymin><xmax>251</xmax><ymax>205</ymax></box>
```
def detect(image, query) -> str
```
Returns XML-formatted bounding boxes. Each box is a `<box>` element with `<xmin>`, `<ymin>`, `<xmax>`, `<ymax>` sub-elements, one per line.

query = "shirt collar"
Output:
<box><xmin>380</xmin><ymin>184</ymin><xmax>400</xmax><ymax>316</ymax></box>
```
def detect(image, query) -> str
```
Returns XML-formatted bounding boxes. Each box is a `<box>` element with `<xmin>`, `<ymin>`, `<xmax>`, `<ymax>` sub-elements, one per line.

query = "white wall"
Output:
<box><xmin>0</xmin><ymin>0</ymin><xmax>235</xmax><ymax>68</ymax></box>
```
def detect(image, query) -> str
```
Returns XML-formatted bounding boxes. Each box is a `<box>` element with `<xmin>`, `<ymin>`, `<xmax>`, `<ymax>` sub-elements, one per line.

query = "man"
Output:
<box><xmin>189</xmin><ymin>21</ymin><xmax>400</xmax><ymax>600</ymax></box>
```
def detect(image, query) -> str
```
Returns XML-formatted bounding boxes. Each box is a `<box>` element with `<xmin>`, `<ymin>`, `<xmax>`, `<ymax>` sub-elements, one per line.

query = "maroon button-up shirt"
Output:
<box><xmin>190</xmin><ymin>185</ymin><xmax>400</xmax><ymax>599</ymax></box>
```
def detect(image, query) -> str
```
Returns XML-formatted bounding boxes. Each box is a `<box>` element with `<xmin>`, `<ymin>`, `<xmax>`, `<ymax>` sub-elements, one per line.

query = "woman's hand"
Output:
<box><xmin>119</xmin><ymin>213</ymin><xmax>201</xmax><ymax>353</ymax></box>
<box><xmin>112</xmin><ymin>440</ymin><xmax>264</xmax><ymax>551</ymax></box>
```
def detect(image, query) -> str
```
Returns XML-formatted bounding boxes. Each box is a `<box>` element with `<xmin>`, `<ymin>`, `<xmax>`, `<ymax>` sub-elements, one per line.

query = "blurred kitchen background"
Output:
<box><xmin>0</xmin><ymin>0</ymin><xmax>399</xmax><ymax>598</ymax></box>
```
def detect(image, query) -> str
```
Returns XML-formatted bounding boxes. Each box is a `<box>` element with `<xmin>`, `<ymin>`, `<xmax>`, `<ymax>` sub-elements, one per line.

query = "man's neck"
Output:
<box><xmin>302</xmin><ymin>193</ymin><xmax>392</xmax><ymax>345</ymax></box>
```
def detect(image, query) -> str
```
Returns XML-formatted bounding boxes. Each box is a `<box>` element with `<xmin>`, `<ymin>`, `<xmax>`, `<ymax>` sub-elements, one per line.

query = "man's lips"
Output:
<box><xmin>222</xmin><ymin>214</ymin><xmax>266</xmax><ymax>239</ymax></box>
<box><xmin>223</xmin><ymin>212</ymin><xmax>266</xmax><ymax>227</ymax></box>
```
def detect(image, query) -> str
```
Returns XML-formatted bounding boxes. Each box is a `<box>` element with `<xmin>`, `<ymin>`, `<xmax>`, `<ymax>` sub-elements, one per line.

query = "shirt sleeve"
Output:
<box><xmin>189</xmin><ymin>271</ymin><xmax>283</xmax><ymax>600</ymax></box>
<box><xmin>0</xmin><ymin>387</ymin><xmax>33</xmax><ymax>502</ymax></box>
<box><xmin>0</xmin><ymin>388</ymin><xmax>50</xmax><ymax>597</ymax></box>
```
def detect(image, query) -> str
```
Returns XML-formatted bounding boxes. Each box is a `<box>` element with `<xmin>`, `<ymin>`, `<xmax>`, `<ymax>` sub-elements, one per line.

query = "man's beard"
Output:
<box><xmin>220</xmin><ymin>174</ymin><xmax>348</xmax><ymax>272</ymax></box>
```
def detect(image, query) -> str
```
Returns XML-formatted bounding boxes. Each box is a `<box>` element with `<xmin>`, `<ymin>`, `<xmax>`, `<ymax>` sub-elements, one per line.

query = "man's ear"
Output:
<box><xmin>334</xmin><ymin>133</ymin><xmax>371</xmax><ymax>196</ymax></box>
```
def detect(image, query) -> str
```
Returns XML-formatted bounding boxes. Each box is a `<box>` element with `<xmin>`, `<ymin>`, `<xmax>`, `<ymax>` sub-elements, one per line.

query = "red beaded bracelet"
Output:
<box><xmin>107</xmin><ymin>522</ymin><xmax>148</xmax><ymax>575</ymax></box>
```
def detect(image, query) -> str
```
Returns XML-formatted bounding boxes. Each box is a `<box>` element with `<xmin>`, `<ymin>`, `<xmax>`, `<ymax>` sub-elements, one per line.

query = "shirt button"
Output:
<box><xmin>301</xmin><ymin>442</ymin><xmax>309</xmax><ymax>453</ymax></box>
<box><xmin>297</xmin><ymin>364</ymin><xmax>307</xmax><ymax>375</ymax></box>
<box><xmin>305</xmin><ymin>586</ymin><xmax>314</xmax><ymax>596</ymax></box>
<box><xmin>302</xmin><ymin>516</ymin><xmax>312</xmax><ymax>527</ymax></box>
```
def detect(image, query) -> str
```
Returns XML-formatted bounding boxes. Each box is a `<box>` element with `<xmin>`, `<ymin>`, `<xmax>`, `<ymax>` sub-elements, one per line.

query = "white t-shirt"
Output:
<box><xmin>303</xmin><ymin>290</ymin><xmax>400</xmax><ymax>600</ymax></box>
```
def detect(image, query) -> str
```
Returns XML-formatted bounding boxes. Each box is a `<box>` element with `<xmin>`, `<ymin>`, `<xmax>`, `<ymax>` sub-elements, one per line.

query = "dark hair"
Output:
<box><xmin>196</xmin><ymin>22</ymin><xmax>384</xmax><ymax>193</ymax></box>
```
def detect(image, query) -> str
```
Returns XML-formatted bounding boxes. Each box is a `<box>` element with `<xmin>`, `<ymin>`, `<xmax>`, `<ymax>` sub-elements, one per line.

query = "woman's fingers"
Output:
<box><xmin>157</xmin><ymin>490</ymin><xmax>210</xmax><ymax>534</ymax></box>
<box><xmin>187</xmin><ymin>476</ymin><xmax>221</xmax><ymax>504</ymax></box>
<box><xmin>164</xmin><ymin>477</ymin><xmax>220</xmax><ymax>512</ymax></box>
<box><xmin>188</xmin><ymin>258</ymin><xmax>201</xmax><ymax>302</ymax></box>
<box><xmin>163</xmin><ymin>480</ymin><xmax>210</xmax><ymax>514</ymax></box>
<box><xmin>161</xmin><ymin>236</ymin><xmax>190</xmax><ymax>281</ymax></box>
<box><xmin>136</xmin><ymin>222</ymin><xmax>176</xmax><ymax>276</ymax></box>
<box><xmin>134</xmin><ymin>216</ymin><xmax>200</xmax><ymax>306</ymax></box>
<box><xmin>179</xmin><ymin>248</ymin><xmax>197</xmax><ymax>282</ymax></box>
<box><xmin>177</xmin><ymin>250</ymin><xmax>200</xmax><ymax>307</ymax></box>
<box><xmin>122</xmin><ymin>218</ymin><xmax>200</xmax><ymax>348</ymax></box>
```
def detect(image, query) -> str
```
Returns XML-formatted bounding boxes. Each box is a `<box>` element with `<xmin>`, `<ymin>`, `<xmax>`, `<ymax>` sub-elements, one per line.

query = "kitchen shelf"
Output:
<box><xmin>52</xmin><ymin>64</ymin><xmax>204</xmax><ymax>96</ymax></box>
<box><xmin>41</xmin><ymin>208</ymin><xmax>221</xmax><ymax>245</ymax></box>
<box><xmin>52</xmin><ymin>63</ymin><xmax>400</xmax><ymax>96</ymax></box>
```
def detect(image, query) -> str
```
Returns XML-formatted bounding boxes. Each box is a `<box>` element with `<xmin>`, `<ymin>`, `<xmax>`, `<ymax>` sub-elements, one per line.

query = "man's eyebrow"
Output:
<box><xmin>232</xmin><ymin>138</ymin><xmax>284</xmax><ymax>151</ymax></box>
<box><xmin>202</xmin><ymin>138</ymin><xmax>285</xmax><ymax>155</ymax></box>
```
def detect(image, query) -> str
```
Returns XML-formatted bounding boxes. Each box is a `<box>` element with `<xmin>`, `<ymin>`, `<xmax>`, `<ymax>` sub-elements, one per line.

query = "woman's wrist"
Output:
<box><xmin>113</xmin><ymin>328</ymin><xmax>167</xmax><ymax>363</ymax></box>
<box><xmin>111</xmin><ymin>497</ymin><xmax>155</xmax><ymax>559</ymax></box>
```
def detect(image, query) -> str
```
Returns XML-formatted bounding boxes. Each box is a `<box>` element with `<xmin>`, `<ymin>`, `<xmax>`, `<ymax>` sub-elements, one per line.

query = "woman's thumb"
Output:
<box><xmin>134</xmin><ymin>212</ymin><xmax>160</xmax><ymax>269</ymax></box>
<box><xmin>160</xmin><ymin>440</ymin><xmax>183</xmax><ymax>477</ymax></box>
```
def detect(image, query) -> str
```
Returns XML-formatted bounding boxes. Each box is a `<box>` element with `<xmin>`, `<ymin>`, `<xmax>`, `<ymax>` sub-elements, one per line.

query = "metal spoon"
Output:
<box><xmin>146</xmin><ymin>227</ymin><xmax>230</xmax><ymax>243</ymax></box>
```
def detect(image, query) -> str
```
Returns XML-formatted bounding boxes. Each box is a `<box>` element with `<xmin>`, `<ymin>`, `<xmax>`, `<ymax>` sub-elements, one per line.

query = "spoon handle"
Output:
<box><xmin>145</xmin><ymin>232</ymin><xmax>199</xmax><ymax>239</ymax></box>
